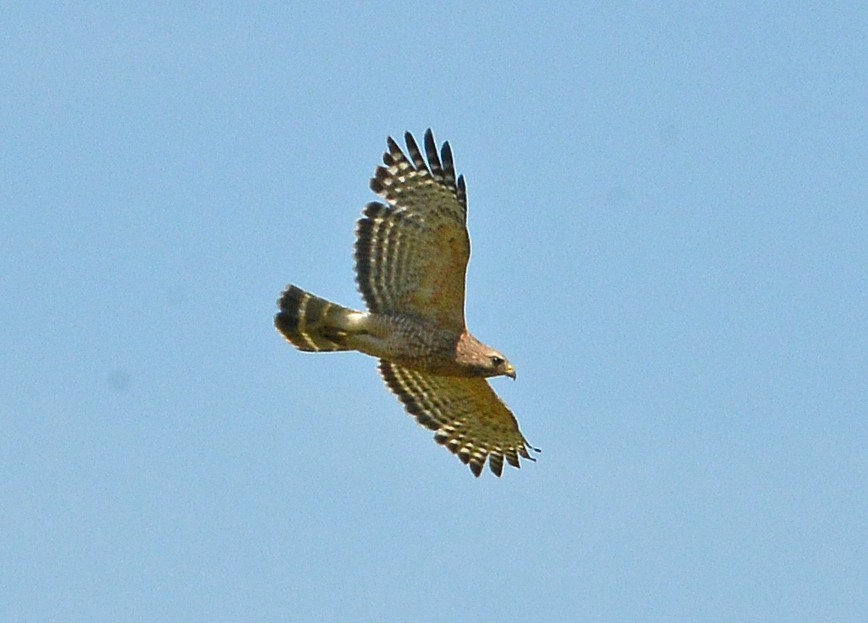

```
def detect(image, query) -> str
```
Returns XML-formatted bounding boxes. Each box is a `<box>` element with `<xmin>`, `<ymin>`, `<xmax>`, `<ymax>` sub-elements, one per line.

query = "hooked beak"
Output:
<box><xmin>505</xmin><ymin>365</ymin><xmax>516</xmax><ymax>380</ymax></box>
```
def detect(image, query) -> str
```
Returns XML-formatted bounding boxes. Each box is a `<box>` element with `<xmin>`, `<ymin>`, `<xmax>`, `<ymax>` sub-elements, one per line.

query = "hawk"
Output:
<box><xmin>275</xmin><ymin>129</ymin><xmax>538</xmax><ymax>477</ymax></box>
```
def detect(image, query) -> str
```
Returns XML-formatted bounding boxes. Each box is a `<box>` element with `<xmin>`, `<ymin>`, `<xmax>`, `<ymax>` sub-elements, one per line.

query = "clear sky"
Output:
<box><xmin>2</xmin><ymin>4</ymin><xmax>866</xmax><ymax>622</ymax></box>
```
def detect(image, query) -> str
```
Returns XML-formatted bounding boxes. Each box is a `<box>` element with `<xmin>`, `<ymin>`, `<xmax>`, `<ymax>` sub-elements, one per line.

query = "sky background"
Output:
<box><xmin>2</xmin><ymin>3</ymin><xmax>867</xmax><ymax>622</ymax></box>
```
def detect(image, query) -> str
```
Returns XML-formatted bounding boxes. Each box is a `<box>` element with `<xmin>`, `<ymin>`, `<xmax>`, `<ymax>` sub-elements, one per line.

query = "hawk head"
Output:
<box><xmin>457</xmin><ymin>335</ymin><xmax>516</xmax><ymax>380</ymax></box>
<box><xmin>487</xmin><ymin>352</ymin><xmax>517</xmax><ymax>380</ymax></box>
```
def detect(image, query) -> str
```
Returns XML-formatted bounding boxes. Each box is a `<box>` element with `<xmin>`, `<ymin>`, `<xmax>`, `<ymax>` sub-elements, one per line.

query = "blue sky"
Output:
<box><xmin>2</xmin><ymin>4</ymin><xmax>866</xmax><ymax>621</ymax></box>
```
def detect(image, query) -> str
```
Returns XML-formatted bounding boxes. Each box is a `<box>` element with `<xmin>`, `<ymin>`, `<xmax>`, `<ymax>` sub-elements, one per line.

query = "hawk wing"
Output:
<box><xmin>356</xmin><ymin>129</ymin><xmax>469</xmax><ymax>331</ymax></box>
<box><xmin>379</xmin><ymin>361</ymin><xmax>538</xmax><ymax>477</ymax></box>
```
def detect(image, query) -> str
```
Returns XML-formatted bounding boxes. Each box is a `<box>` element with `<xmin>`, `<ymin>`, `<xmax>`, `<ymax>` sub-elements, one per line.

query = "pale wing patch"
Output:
<box><xmin>378</xmin><ymin>360</ymin><xmax>539</xmax><ymax>477</ymax></box>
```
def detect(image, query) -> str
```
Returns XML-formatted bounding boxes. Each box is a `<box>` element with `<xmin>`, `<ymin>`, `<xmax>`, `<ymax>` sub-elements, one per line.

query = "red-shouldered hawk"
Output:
<box><xmin>275</xmin><ymin>130</ymin><xmax>538</xmax><ymax>477</ymax></box>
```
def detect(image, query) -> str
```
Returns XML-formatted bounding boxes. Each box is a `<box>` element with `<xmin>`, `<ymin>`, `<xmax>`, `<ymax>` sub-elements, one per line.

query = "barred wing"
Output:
<box><xmin>379</xmin><ymin>361</ymin><xmax>538</xmax><ymax>477</ymax></box>
<box><xmin>356</xmin><ymin>129</ymin><xmax>469</xmax><ymax>331</ymax></box>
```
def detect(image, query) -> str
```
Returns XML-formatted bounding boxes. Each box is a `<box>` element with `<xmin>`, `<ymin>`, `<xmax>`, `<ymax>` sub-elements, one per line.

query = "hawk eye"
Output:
<box><xmin>490</xmin><ymin>355</ymin><xmax>504</xmax><ymax>367</ymax></box>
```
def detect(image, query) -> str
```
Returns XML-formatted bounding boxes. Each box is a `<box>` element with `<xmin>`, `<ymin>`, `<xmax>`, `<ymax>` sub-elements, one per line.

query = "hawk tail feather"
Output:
<box><xmin>275</xmin><ymin>285</ymin><xmax>362</xmax><ymax>352</ymax></box>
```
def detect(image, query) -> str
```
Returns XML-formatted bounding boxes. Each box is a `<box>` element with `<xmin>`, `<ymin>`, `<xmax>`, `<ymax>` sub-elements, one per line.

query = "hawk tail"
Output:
<box><xmin>275</xmin><ymin>285</ymin><xmax>362</xmax><ymax>352</ymax></box>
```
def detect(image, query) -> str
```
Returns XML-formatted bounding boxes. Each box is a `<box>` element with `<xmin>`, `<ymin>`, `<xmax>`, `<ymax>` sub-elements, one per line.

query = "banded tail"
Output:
<box><xmin>275</xmin><ymin>285</ymin><xmax>365</xmax><ymax>352</ymax></box>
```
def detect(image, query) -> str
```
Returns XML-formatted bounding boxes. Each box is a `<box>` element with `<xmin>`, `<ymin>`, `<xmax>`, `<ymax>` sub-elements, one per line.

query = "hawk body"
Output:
<box><xmin>276</xmin><ymin>130</ymin><xmax>537</xmax><ymax>477</ymax></box>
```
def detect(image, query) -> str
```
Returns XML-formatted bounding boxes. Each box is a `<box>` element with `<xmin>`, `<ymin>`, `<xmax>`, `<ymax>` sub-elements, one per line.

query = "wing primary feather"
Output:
<box><xmin>386</xmin><ymin>136</ymin><xmax>402</xmax><ymax>158</ymax></box>
<box><xmin>424</xmin><ymin>129</ymin><xmax>443</xmax><ymax>178</ymax></box>
<box><xmin>456</xmin><ymin>174</ymin><xmax>467</xmax><ymax>214</ymax></box>
<box><xmin>440</xmin><ymin>140</ymin><xmax>456</xmax><ymax>187</ymax></box>
<box><xmin>404</xmin><ymin>132</ymin><xmax>428</xmax><ymax>173</ymax></box>
<box><xmin>488</xmin><ymin>453</ymin><xmax>504</xmax><ymax>477</ymax></box>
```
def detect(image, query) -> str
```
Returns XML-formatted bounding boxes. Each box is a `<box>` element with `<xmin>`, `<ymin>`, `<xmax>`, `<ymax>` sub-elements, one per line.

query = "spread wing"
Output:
<box><xmin>379</xmin><ymin>361</ymin><xmax>538</xmax><ymax>477</ymax></box>
<box><xmin>355</xmin><ymin>129</ymin><xmax>469</xmax><ymax>331</ymax></box>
